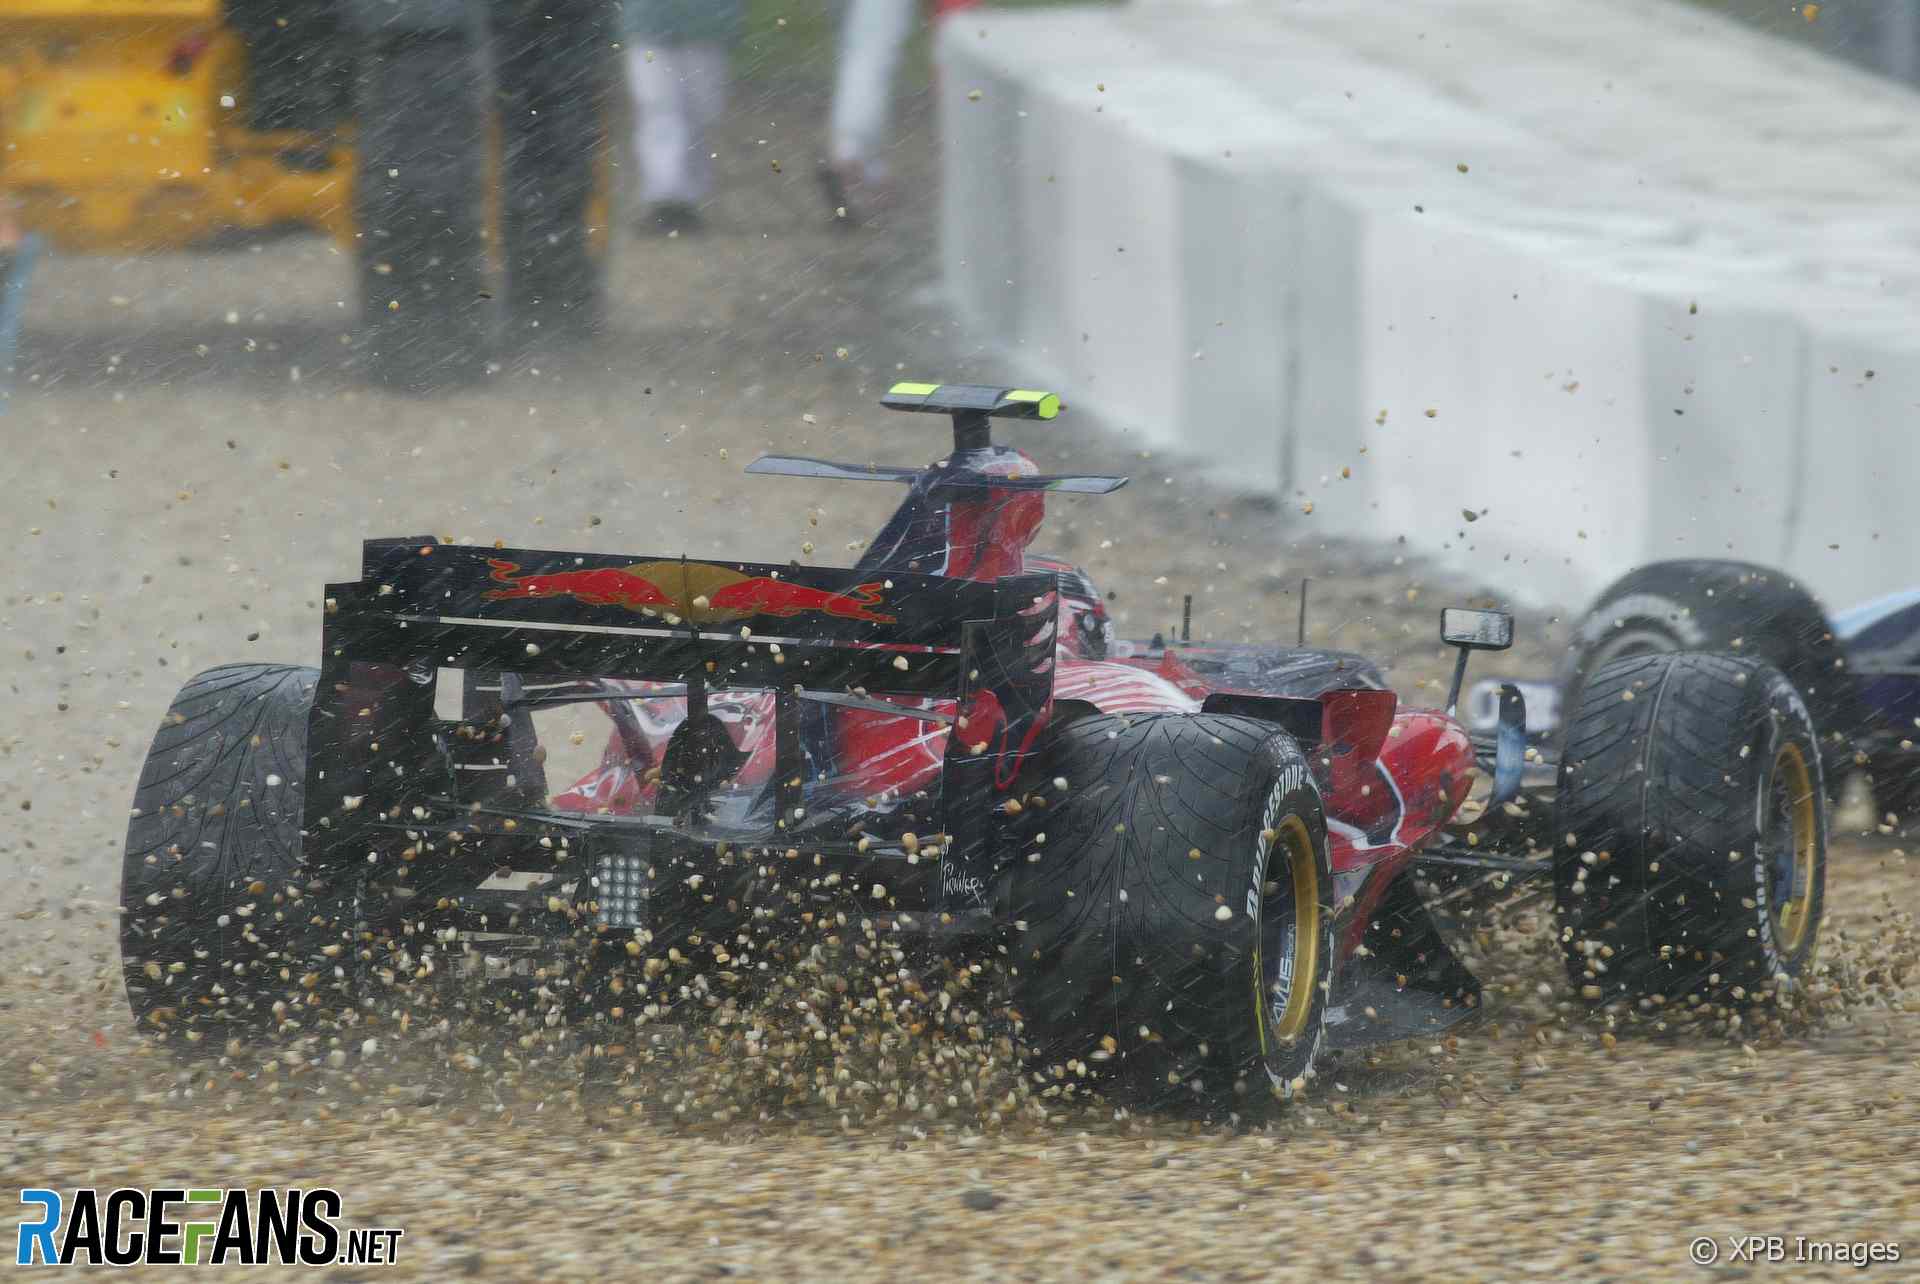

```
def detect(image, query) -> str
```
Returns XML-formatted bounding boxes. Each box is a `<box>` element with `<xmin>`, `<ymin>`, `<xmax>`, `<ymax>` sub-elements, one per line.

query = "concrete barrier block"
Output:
<box><xmin>1283</xmin><ymin>179</ymin><xmax>1364</xmax><ymax>510</ymax></box>
<box><xmin>939</xmin><ymin>0</ymin><xmax>1920</xmax><ymax>610</ymax></box>
<box><xmin>1006</xmin><ymin>91</ymin><xmax>1073</xmax><ymax>380</ymax></box>
<box><xmin>1042</xmin><ymin>90</ymin><xmax>1184</xmax><ymax>447</ymax></box>
<box><xmin>938</xmin><ymin>48</ymin><xmax>1025</xmax><ymax>343</ymax></box>
<box><xmin>1170</xmin><ymin>158</ymin><xmax>1297</xmax><ymax>495</ymax></box>
<box><xmin>1318</xmin><ymin>202</ymin><xmax>1651</xmax><ymax>602</ymax></box>
<box><xmin>1783</xmin><ymin>336</ymin><xmax>1920</xmax><ymax>608</ymax></box>
<box><xmin>1637</xmin><ymin>296</ymin><xmax>1805</xmax><ymax>571</ymax></box>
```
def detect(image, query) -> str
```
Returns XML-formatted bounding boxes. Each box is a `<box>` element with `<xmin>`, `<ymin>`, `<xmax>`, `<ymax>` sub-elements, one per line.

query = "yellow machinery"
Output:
<box><xmin>0</xmin><ymin>1</ymin><xmax>354</xmax><ymax>251</ymax></box>
<box><xmin>0</xmin><ymin>1</ymin><xmax>615</xmax><ymax>391</ymax></box>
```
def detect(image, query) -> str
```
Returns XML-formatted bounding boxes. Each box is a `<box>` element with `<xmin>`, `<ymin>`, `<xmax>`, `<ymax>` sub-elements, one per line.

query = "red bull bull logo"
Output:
<box><xmin>480</xmin><ymin>560</ymin><xmax>674</xmax><ymax>611</ymax></box>
<box><xmin>482</xmin><ymin>559</ymin><xmax>896</xmax><ymax>625</ymax></box>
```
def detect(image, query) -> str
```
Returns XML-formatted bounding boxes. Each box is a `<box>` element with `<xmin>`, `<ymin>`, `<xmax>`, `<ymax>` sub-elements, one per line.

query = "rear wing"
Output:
<box><xmin>303</xmin><ymin>537</ymin><xmax>1060</xmax><ymax>919</ymax></box>
<box><xmin>880</xmin><ymin>382</ymin><xmax>1060</xmax><ymax>429</ymax></box>
<box><xmin>745</xmin><ymin>380</ymin><xmax>1129</xmax><ymax>491</ymax></box>
<box><xmin>330</xmin><ymin>537</ymin><xmax>1035</xmax><ymax>695</ymax></box>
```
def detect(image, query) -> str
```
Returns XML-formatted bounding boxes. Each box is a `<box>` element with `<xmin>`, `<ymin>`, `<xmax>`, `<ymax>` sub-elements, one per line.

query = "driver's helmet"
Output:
<box><xmin>1025</xmin><ymin>553</ymin><xmax>1112</xmax><ymax>659</ymax></box>
<box><xmin>853</xmin><ymin>447</ymin><xmax>1110</xmax><ymax>661</ymax></box>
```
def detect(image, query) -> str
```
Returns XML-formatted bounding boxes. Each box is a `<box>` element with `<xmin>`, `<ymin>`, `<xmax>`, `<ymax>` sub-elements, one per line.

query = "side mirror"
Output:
<box><xmin>1440</xmin><ymin>607</ymin><xmax>1514</xmax><ymax>716</ymax></box>
<box><xmin>1440</xmin><ymin>607</ymin><xmax>1513</xmax><ymax>652</ymax></box>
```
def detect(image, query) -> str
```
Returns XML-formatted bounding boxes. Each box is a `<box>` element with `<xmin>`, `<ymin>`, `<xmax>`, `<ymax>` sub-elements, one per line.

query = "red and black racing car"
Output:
<box><xmin>120</xmin><ymin>383</ymin><xmax>1831</xmax><ymax>1109</ymax></box>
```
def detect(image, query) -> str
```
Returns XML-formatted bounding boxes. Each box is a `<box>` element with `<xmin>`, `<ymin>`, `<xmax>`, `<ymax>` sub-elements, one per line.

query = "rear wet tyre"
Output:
<box><xmin>121</xmin><ymin>664</ymin><xmax>342</xmax><ymax>1047</ymax></box>
<box><xmin>1010</xmin><ymin>713</ymin><xmax>1334</xmax><ymax>1112</ymax></box>
<box><xmin>1553</xmin><ymin>653</ymin><xmax>1827</xmax><ymax>1006</ymax></box>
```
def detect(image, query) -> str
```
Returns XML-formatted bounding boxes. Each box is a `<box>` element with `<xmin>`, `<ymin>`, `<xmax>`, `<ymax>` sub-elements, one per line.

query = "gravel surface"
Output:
<box><xmin>3</xmin><ymin>75</ymin><xmax>1915</xmax><ymax>1282</ymax></box>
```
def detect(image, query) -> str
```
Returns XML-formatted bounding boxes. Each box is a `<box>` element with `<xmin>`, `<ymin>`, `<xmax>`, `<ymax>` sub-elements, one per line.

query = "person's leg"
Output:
<box><xmin>627</xmin><ymin>44</ymin><xmax>695</xmax><ymax>206</ymax></box>
<box><xmin>828</xmin><ymin>0</ymin><xmax>915</xmax><ymax>184</ymax></box>
<box><xmin>678</xmin><ymin>41</ymin><xmax>731</xmax><ymax>205</ymax></box>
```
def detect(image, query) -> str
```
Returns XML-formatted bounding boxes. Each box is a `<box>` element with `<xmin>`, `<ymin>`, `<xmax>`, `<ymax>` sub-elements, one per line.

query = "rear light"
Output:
<box><xmin>595</xmin><ymin>853</ymin><xmax>648</xmax><ymax>929</ymax></box>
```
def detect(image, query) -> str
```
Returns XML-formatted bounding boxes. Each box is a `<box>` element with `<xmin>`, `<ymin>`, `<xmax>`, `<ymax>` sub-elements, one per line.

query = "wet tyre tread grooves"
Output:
<box><xmin>1554</xmin><ymin>652</ymin><xmax>1825</xmax><ymax>1005</ymax></box>
<box><xmin>122</xmin><ymin>664</ymin><xmax>320</xmax><ymax>1038</ymax></box>
<box><xmin>1011</xmin><ymin>712</ymin><xmax>1327</xmax><ymax>1109</ymax></box>
<box><xmin>1557</xmin><ymin>559</ymin><xmax>1861</xmax><ymax>795</ymax></box>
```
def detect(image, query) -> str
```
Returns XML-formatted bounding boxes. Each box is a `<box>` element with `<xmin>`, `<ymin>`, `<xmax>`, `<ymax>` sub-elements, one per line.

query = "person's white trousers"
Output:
<box><xmin>626</xmin><ymin>42</ymin><xmax>729</xmax><ymax>205</ymax></box>
<box><xmin>829</xmin><ymin>0</ymin><xmax>916</xmax><ymax>181</ymax></box>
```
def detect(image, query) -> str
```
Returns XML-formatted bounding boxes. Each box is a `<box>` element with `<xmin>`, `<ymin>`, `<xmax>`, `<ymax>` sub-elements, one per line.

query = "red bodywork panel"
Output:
<box><xmin>549</xmin><ymin>449</ymin><xmax>1475</xmax><ymax>964</ymax></box>
<box><xmin>1325</xmin><ymin>710</ymin><xmax>1475</xmax><ymax>951</ymax></box>
<box><xmin>551</xmin><ymin>658</ymin><xmax>1475</xmax><ymax>961</ymax></box>
<box><xmin>550</xmin><ymin>657</ymin><xmax>1194</xmax><ymax>815</ymax></box>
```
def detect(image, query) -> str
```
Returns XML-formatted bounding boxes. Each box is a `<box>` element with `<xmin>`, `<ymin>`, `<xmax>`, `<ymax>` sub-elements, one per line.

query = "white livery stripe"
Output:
<box><xmin>1053</xmin><ymin>661</ymin><xmax>1199</xmax><ymax>714</ymax></box>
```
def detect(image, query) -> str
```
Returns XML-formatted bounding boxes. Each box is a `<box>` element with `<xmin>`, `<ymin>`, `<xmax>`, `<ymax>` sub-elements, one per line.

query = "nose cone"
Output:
<box><xmin>1377</xmin><ymin>710</ymin><xmax>1477</xmax><ymax>839</ymax></box>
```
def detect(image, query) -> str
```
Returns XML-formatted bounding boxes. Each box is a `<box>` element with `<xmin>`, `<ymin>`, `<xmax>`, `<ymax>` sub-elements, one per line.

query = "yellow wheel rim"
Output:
<box><xmin>1263</xmin><ymin>814</ymin><xmax>1322</xmax><ymax>1042</ymax></box>
<box><xmin>1770</xmin><ymin>742</ymin><xmax>1818</xmax><ymax>953</ymax></box>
